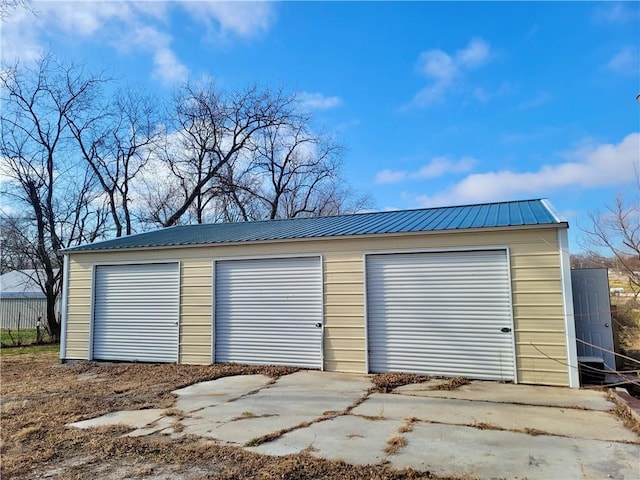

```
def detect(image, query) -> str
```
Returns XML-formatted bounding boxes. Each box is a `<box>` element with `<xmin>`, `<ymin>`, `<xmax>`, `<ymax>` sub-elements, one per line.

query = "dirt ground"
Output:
<box><xmin>0</xmin><ymin>353</ymin><xmax>441</xmax><ymax>480</ymax></box>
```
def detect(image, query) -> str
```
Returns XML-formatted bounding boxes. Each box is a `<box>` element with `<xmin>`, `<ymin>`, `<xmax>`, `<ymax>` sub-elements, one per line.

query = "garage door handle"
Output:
<box><xmin>500</xmin><ymin>327</ymin><xmax>511</xmax><ymax>333</ymax></box>
<box><xmin>315</xmin><ymin>323</ymin><xmax>322</xmax><ymax>328</ymax></box>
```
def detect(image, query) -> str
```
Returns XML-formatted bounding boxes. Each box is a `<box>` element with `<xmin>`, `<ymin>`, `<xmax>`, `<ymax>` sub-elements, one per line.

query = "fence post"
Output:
<box><xmin>36</xmin><ymin>317</ymin><xmax>42</xmax><ymax>344</ymax></box>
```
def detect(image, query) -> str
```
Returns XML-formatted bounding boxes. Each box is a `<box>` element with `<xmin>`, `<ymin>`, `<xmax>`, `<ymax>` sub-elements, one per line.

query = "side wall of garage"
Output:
<box><xmin>63</xmin><ymin>226</ymin><xmax>570</xmax><ymax>386</ymax></box>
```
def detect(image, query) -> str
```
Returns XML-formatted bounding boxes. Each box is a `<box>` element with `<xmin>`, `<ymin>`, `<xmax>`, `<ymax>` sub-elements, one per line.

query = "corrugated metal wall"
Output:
<box><xmin>366</xmin><ymin>250</ymin><xmax>515</xmax><ymax>381</ymax></box>
<box><xmin>0</xmin><ymin>298</ymin><xmax>47</xmax><ymax>330</ymax></box>
<box><xmin>214</xmin><ymin>257</ymin><xmax>323</xmax><ymax>368</ymax></box>
<box><xmin>93</xmin><ymin>263</ymin><xmax>180</xmax><ymax>362</ymax></box>
<box><xmin>64</xmin><ymin>227</ymin><xmax>570</xmax><ymax>386</ymax></box>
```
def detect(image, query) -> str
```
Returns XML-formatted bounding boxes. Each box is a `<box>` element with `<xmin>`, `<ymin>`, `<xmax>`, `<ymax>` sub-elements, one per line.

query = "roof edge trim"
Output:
<box><xmin>540</xmin><ymin>198</ymin><xmax>567</xmax><ymax>224</ymax></box>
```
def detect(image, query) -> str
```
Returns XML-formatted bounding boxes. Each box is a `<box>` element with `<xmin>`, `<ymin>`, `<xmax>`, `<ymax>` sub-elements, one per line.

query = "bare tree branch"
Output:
<box><xmin>1</xmin><ymin>54</ymin><xmax>108</xmax><ymax>338</ymax></box>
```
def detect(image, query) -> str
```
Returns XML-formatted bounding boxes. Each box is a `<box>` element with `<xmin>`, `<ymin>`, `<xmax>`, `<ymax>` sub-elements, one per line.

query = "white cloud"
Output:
<box><xmin>375</xmin><ymin>169</ymin><xmax>408</xmax><ymax>184</ymax></box>
<box><xmin>594</xmin><ymin>2</ymin><xmax>640</xmax><ymax>23</ymax></box>
<box><xmin>416</xmin><ymin>49</ymin><xmax>457</xmax><ymax>82</ymax></box>
<box><xmin>1</xmin><ymin>1</ymin><xmax>276</xmax><ymax>86</ymax></box>
<box><xmin>297</xmin><ymin>92</ymin><xmax>342</xmax><ymax>111</ymax></box>
<box><xmin>411</xmin><ymin>38</ymin><xmax>492</xmax><ymax>108</ymax></box>
<box><xmin>44</xmin><ymin>1</ymin><xmax>131</xmax><ymax>36</ymax></box>
<box><xmin>415</xmin><ymin>133</ymin><xmax>640</xmax><ymax>207</ymax></box>
<box><xmin>456</xmin><ymin>38</ymin><xmax>491</xmax><ymax>68</ymax></box>
<box><xmin>152</xmin><ymin>47</ymin><xmax>189</xmax><ymax>86</ymax></box>
<box><xmin>116</xmin><ymin>24</ymin><xmax>188</xmax><ymax>86</ymax></box>
<box><xmin>606</xmin><ymin>46</ymin><xmax>638</xmax><ymax>75</ymax></box>
<box><xmin>414</xmin><ymin>157</ymin><xmax>476</xmax><ymax>179</ymax></box>
<box><xmin>375</xmin><ymin>156</ymin><xmax>476</xmax><ymax>184</ymax></box>
<box><xmin>1</xmin><ymin>7</ymin><xmax>43</xmax><ymax>63</ymax></box>
<box><xmin>181</xmin><ymin>1</ymin><xmax>275</xmax><ymax>40</ymax></box>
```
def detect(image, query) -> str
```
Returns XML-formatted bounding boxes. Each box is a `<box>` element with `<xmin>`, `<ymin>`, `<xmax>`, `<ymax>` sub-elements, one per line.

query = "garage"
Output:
<box><xmin>366</xmin><ymin>250</ymin><xmax>515</xmax><ymax>381</ymax></box>
<box><xmin>93</xmin><ymin>262</ymin><xmax>179</xmax><ymax>362</ymax></box>
<box><xmin>214</xmin><ymin>256</ymin><xmax>323</xmax><ymax>369</ymax></box>
<box><xmin>63</xmin><ymin>199</ymin><xmax>579</xmax><ymax>387</ymax></box>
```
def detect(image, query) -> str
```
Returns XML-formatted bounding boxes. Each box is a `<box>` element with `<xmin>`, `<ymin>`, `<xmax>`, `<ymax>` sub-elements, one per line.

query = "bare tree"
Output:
<box><xmin>144</xmin><ymin>82</ymin><xmax>298</xmax><ymax>227</ymax></box>
<box><xmin>0</xmin><ymin>0</ymin><xmax>35</xmax><ymax>20</ymax></box>
<box><xmin>582</xmin><ymin>176</ymin><xmax>640</xmax><ymax>294</ymax></box>
<box><xmin>0</xmin><ymin>216</ymin><xmax>37</xmax><ymax>272</ymax></box>
<box><xmin>0</xmin><ymin>54</ymin><xmax>108</xmax><ymax>338</ymax></box>
<box><xmin>210</xmin><ymin>101</ymin><xmax>371</xmax><ymax>221</ymax></box>
<box><xmin>242</xmin><ymin>122</ymin><xmax>343</xmax><ymax>219</ymax></box>
<box><xmin>67</xmin><ymin>88</ymin><xmax>159</xmax><ymax>237</ymax></box>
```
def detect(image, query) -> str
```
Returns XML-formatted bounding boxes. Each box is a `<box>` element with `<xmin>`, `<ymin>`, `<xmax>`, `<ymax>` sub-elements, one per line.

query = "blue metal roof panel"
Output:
<box><xmin>63</xmin><ymin>199</ymin><xmax>566</xmax><ymax>253</ymax></box>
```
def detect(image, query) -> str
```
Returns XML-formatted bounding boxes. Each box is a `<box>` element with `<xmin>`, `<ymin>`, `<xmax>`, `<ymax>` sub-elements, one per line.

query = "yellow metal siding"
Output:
<box><xmin>65</xmin><ymin>227</ymin><xmax>569</xmax><ymax>385</ymax></box>
<box><xmin>324</xmin><ymin>252</ymin><xmax>366</xmax><ymax>372</ymax></box>
<box><xmin>65</xmin><ymin>259</ymin><xmax>91</xmax><ymax>359</ymax></box>
<box><xmin>180</xmin><ymin>261</ymin><xmax>212</xmax><ymax>364</ymax></box>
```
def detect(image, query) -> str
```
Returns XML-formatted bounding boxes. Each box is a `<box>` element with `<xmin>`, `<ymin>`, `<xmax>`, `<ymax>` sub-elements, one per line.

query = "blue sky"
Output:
<box><xmin>2</xmin><ymin>1</ymin><xmax>639</xmax><ymax>250</ymax></box>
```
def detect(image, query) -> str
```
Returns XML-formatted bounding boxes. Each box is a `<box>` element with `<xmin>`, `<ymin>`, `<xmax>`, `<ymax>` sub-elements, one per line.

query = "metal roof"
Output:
<box><xmin>63</xmin><ymin>199</ymin><xmax>566</xmax><ymax>253</ymax></box>
<box><xmin>0</xmin><ymin>270</ymin><xmax>49</xmax><ymax>298</ymax></box>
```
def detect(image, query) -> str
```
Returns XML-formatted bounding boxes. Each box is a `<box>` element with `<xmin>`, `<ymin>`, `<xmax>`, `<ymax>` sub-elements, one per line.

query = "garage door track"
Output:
<box><xmin>69</xmin><ymin>371</ymin><xmax>640</xmax><ymax>479</ymax></box>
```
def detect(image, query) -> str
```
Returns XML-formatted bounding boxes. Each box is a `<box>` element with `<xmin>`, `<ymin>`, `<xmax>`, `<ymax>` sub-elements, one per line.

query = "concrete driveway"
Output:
<box><xmin>70</xmin><ymin>371</ymin><xmax>640</xmax><ymax>479</ymax></box>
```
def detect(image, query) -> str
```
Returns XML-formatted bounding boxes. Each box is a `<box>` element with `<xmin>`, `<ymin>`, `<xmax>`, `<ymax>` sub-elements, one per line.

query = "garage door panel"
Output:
<box><xmin>215</xmin><ymin>257</ymin><xmax>322</xmax><ymax>369</ymax></box>
<box><xmin>93</xmin><ymin>263</ymin><xmax>179</xmax><ymax>363</ymax></box>
<box><xmin>367</xmin><ymin>250</ymin><xmax>515</xmax><ymax>381</ymax></box>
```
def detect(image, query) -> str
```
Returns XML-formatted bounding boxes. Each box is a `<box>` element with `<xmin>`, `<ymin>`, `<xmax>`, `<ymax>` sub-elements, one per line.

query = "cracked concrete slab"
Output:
<box><xmin>66</xmin><ymin>371</ymin><xmax>640</xmax><ymax>479</ymax></box>
<box><xmin>172</xmin><ymin>374</ymin><xmax>272</xmax><ymax>413</ymax></box>
<box><xmin>68</xmin><ymin>408</ymin><xmax>166</xmax><ymax>430</ymax></box>
<box><xmin>249</xmin><ymin>415</ymin><xmax>401</xmax><ymax>465</ymax></box>
<box><xmin>125</xmin><ymin>415</ymin><xmax>176</xmax><ymax>437</ymax></box>
<box><xmin>177</xmin><ymin>371</ymin><xmax>372</xmax><ymax>445</ymax></box>
<box><xmin>352</xmin><ymin>393</ymin><xmax>638</xmax><ymax>443</ymax></box>
<box><xmin>389</xmin><ymin>422</ymin><xmax>640</xmax><ymax>480</ymax></box>
<box><xmin>204</xmin><ymin>414</ymin><xmax>313</xmax><ymax>444</ymax></box>
<box><xmin>395</xmin><ymin>380</ymin><xmax>616</xmax><ymax>411</ymax></box>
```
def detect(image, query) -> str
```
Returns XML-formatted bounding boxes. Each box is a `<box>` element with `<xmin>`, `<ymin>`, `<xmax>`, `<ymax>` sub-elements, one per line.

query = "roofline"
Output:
<box><xmin>63</xmin><ymin>222</ymin><xmax>567</xmax><ymax>255</ymax></box>
<box><xmin>61</xmin><ymin>197</ymin><xmax>559</xmax><ymax>254</ymax></box>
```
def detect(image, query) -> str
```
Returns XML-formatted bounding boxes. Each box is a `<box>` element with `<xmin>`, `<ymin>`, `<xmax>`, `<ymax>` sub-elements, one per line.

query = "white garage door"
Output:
<box><xmin>215</xmin><ymin>257</ymin><xmax>323</xmax><ymax>369</ymax></box>
<box><xmin>93</xmin><ymin>263</ymin><xmax>179</xmax><ymax>362</ymax></box>
<box><xmin>366</xmin><ymin>250</ymin><xmax>515</xmax><ymax>381</ymax></box>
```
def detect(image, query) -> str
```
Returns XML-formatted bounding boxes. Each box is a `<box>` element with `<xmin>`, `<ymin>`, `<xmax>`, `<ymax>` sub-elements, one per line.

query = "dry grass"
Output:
<box><xmin>231</xmin><ymin>412</ymin><xmax>277</xmax><ymax>422</ymax></box>
<box><xmin>472</xmin><ymin>422</ymin><xmax>502</xmax><ymax>431</ymax></box>
<box><xmin>1</xmin><ymin>353</ymin><xmax>440</xmax><ymax>479</ymax></box>
<box><xmin>162</xmin><ymin>408</ymin><xmax>186</xmax><ymax>419</ymax></box>
<box><xmin>398</xmin><ymin>417</ymin><xmax>418</xmax><ymax>433</ymax></box>
<box><xmin>607</xmin><ymin>391</ymin><xmax>640</xmax><ymax>436</ymax></box>
<box><xmin>429</xmin><ymin>377</ymin><xmax>471</xmax><ymax>391</ymax></box>
<box><xmin>384</xmin><ymin>435</ymin><xmax>407</xmax><ymax>455</ymax></box>
<box><xmin>371</xmin><ymin>373</ymin><xmax>433</xmax><ymax>393</ymax></box>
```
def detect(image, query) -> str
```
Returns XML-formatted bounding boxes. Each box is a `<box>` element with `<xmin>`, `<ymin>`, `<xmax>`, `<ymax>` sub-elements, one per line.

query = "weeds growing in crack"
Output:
<box><xmin>428</xmin><ymin>377</ymin><xmax>471</xmax><ymax>391</ymax></box>
<box><xmin>384</xmin><ymin>435</ymin><xmax>406</xmax><ymax>455</ymax></box>
<box><xmin>243</xmin><ymin>419</ymin><xmax>319</xmax><ymax>447</ymax></box>
<box><xmin>371</xmin><ymin>373</ymin><xmax>433</xmax><ymax>393</ymax></box>
<box><xmin>162</xmin><ymin>408</ymin><xmax>186</xmax><ymax>420</ymax></box>
<box><xmin>230</xmin><ymin>412</ymin><xmax>277</xmax><ymax>422</ymax></box>
<box><xmin>473</xmin><ymin>422</ymin><xmax>502</xmax><ymax>431</ymax></box>
<box><xmin>172</xmin><ymin>421</ymin><xmax>184</xmax><ymax>433</ymax></box>
<box><xmin>398</xmin><ymin>417</ymin><xmax>417</xmax><ymax>433</ymax></box>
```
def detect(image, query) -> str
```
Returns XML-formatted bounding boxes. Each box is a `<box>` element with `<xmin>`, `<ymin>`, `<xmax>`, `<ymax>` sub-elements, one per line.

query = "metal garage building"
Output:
<box><xmin>60</xmin><ymin>199</ymin><xmax>579</xmax><ymax>387</ymax></box>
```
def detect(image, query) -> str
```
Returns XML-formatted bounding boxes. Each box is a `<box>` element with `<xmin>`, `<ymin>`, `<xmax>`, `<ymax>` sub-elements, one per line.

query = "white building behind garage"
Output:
<box><xmin>60</xmin><ymin>199</ymin><xmax>579</xmax><ymax>387</ymax></box>
<box><xmin>1</xmin><ymin>270</ymin><xmax>50</xmax><ymax>330</ymax></box>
